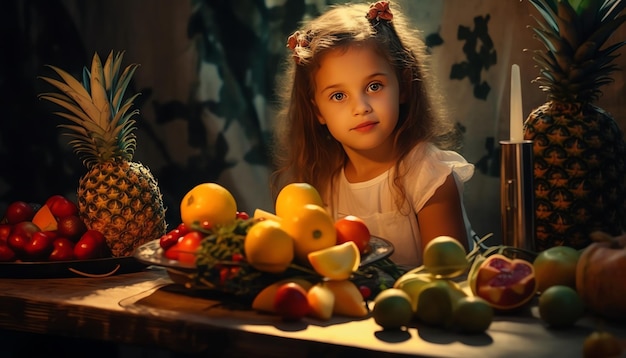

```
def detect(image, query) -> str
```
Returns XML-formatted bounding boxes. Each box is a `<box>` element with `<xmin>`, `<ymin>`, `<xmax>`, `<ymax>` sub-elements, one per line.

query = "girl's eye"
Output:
<box><xmin>330</xmin><ymin>92</ymin><xmax>345</xmax><ymax>101</ymax></box>
<box><xmin>368</xmin><ymin>82</ymin><xmax>382</xmax><ymax>92</ymax></box>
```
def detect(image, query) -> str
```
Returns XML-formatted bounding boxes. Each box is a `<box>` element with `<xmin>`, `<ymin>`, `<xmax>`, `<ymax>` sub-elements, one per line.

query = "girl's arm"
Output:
<box><xmin>416</xmin><ymin>173</ymin><xmax>469</xmax><ymax>252</ymax></box>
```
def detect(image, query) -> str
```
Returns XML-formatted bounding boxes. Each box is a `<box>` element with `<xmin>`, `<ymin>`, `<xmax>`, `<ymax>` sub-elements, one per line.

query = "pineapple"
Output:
<box><xmin>39</xmin><ymin>51</ymin><xmax>167</xmax><ymax>257</ymax></box>
<box><xmin>524</xmin><ymin>0</ymin><xmax>626</xmax><ymax>251</ymax></box>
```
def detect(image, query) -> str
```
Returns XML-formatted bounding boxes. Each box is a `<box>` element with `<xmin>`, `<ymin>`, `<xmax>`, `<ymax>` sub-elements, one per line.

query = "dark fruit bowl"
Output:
<box><xmin>0</xmin><ymin>256</ymin><xmax>148</xmax><ymax>278</ymax></box>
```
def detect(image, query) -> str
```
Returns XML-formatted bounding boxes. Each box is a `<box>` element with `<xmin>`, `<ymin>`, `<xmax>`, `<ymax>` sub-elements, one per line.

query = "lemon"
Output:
<box><xmin>372</xmin><ymin>288</ymin><xmax>413</xmax><ymax>330</ymax></box>
<box><xmin>275</xmin><ymin>183</ymin><xmax>324</xmax><ymax>218</ymax></box>
<box><xmin>308</xmin><ymin>241</ymin><xmax>360</xmax><ymax>280</ymax></box>
<box><xmin>281</xmin><ymin>204</ymin><xmax>336</xmax><ymax>263</ymax></box>
<box><xmin>180</xmin><ymin>183</ymin><xmax>237</xmax><ymax>228</ymax></box>
<box><xmin>423</xmin><ymin>236</ymin><xmax>468</xmax><ymax>278</ymax></box>
<box><xmin>538</xmin><ymin>285</ymin><xmax>584</xmax><ymax>328</ymax></box>
<box><xmin>244</xmin><ymin>220</ymin><xmax>294</xmax><ymax>273</ymax></box>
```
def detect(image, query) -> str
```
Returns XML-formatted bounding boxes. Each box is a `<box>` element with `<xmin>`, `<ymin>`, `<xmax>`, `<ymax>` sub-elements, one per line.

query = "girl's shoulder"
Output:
<box><xmin>403</xmin><ymin>142</ymin><xmax>474</xmax><ymax>183</ymax></box>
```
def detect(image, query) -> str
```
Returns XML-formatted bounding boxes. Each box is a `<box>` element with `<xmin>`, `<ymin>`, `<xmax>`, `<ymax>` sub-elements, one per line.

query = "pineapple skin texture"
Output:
<box><xmin>77</xmin><ymin>160</ymin><xmax>167</xmax><ymax>257</ymax></box>
<box><xmin>524</xmin><ymin>101</ymin><xmax>626</xmax><ymax>251</ymax></box>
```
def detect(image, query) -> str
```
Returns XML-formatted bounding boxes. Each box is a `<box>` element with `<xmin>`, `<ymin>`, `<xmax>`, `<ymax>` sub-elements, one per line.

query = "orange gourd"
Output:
<box><xmin>576</xmin><ymin>232</ymin><xmax>626</xmax><ymax>322</ymax></box>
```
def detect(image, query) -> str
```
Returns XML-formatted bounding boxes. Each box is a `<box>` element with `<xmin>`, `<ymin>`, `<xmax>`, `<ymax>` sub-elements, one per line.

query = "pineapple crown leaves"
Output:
<box><xmin>38</xmin><ymin>50</ymin><xmax>140</xmax><ymax>169</ymax></box>
<box><xmin>527</xmin><ymin>0</ymin><xmax>626</xmax><ymax>103</ymax></box>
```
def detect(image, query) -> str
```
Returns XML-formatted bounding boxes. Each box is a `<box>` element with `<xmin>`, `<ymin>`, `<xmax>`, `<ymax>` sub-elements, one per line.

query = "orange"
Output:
<box><xmin>280</xmin><ymin>204</ymin><xmax>336</xmax><ymax>263</ymax></box>
<box><xmin>244</xmin><ymin>219</ymin><xmax>294</xmax><ymax>273</ymax></box>
<box><xmin>275</xmin><ymin>183</ymin><xmax>324</xmax><ymax>218</ymax></box>
<box><xmin>180</xmin><ymin>183</ymin><xmax>237</xmax><ymax>228</ymax></box>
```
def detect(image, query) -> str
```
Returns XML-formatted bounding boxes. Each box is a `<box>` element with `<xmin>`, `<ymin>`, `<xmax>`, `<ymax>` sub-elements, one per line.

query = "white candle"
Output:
<box><xmin>510</xmin><ymin>64</ymin><xmax>524</xmax><ymax>142</ymax></box>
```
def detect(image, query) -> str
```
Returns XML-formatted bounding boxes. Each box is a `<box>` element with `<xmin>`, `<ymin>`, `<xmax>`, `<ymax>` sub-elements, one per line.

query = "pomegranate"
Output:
<box><xmin>576</xmin><ymin>232</ymin><xmax>626</xmax><ymax>322</ymax></box>
<box><xmin>469</xmin><ymin>253</ymin><xmax>537</xmax><ymax>311</ymax></box>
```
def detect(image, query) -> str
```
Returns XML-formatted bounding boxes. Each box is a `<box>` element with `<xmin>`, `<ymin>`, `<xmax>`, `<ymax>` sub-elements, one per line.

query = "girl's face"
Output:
<box><xmin>313</xmin><ymin>45</ymin><xmax>401</xmax><ymax>156</ymax></box>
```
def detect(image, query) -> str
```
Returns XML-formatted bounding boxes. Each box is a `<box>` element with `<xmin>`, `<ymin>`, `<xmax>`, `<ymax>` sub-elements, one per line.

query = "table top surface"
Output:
<box><xmin>0</xmin><ymin>265</ymin><xmax>624</xmax><ymax>357</ymax></box>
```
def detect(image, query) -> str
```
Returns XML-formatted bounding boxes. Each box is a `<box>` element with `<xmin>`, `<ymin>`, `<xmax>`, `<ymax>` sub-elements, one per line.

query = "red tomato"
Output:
<box><xmin>4</xmin><ymin>201</ymin><xmax>35</xmax><ymax>224</ymax></box>
<box><xmin>176</xmin><ymin>231</ymin><xmax>203</xmax><ymax>265</ymax></box>
<box><xmin>49</xmin><ymin>237</ymin><xmax>75</xmax><ymax>261</ymax></box>
<box><xmin>236</xmin><ymin>211</ymin><xmax>250</xmax><ymax>220</ymax></box>
<box><xmin>334</xmin><ymin>215</ymin><xmax>371</xmax><ymax>254</ymax></box>
<box><xmin>163</xmin><ymin>245</ymin><xmax>180</xmax><ymax>260</ymax></box>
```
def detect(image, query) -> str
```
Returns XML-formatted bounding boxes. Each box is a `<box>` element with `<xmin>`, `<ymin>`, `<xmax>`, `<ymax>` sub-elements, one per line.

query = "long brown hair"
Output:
<box><xmin>271</xmin><ymin>2</ymin><xmax>459</xmax><ymax>209</ymax></box>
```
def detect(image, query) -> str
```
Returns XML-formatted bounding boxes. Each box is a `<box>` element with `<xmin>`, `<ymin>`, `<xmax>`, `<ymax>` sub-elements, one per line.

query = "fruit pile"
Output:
<box><xmin>159</xmin><ymin>182</ymin><xmax>373</xmax><ymax>321</ymax></box>
<box><xmin>372</xmin><ymin>236</ymin><xmax>580</xmax><ymax>334</ymax></box>
<box><xmin>0</xmin><ymin>195</ymin><xmax>110</xmax><ymax>262</ymax></box>
<box><xmin>375</xmin><ymin>236</ymin><xmax>495</xmax><ymax>334</ymax></box>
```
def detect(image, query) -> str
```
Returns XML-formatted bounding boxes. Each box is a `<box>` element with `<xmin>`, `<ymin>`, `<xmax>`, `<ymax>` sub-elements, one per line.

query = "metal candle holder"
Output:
<box><xmin>500</xmin><ymin>140</ymin><xmax>535</xmax><ymax>251</ymax></box>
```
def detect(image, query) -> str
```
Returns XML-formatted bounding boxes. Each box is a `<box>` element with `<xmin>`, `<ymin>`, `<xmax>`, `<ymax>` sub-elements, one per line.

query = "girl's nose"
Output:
<box><xmin>353</xmin><ymin>95</ymin><xmax>372</xmax><ymax>116</ymax></box>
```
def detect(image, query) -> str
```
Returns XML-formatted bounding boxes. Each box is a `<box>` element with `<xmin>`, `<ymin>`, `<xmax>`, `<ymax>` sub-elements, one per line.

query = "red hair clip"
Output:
<box><xmin>286</xmin><ymin>31</ymin><xmax>310</xmax><ymax>64</ymax></box>
<box><xmin>366</xmin><ymin>1</ymin><xmax>393</xmax><ymax>22</ymax></box>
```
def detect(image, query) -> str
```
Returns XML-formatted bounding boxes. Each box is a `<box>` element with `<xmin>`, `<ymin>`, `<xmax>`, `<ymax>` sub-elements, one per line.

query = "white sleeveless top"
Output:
<box><xmin>326</xmin><ymin>142</ymin><xmax>474</xmax><ymax>267</ymax></box>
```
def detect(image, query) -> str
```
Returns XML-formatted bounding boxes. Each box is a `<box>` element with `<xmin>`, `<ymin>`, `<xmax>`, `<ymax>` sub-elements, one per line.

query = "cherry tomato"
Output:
<box><xmin>335</xmin><ymin>215</ymin><xmax>371</xmax><ymax>254</ymax></box>
<box><xmin>359</xmin><ymin>285</ymin><xmax>372</xmax><ymax>300</ymax></box>
<box><xmin>4</xmin><ymin>201</ymin><xmax>35</xmax><ymax>224</ymax></box>
<box><xmin>159</xmin><ymin>229</ymin><xmax>183</xmax><ymax>250</ymax></box>
<box><xmin>231</xmin><ymin>253</ymin><xmax>244</xmax><ymax>262</ymax></box>
<box><xmin>176</xmin><ymin>222</ymin><xmax>191</xmax><ymax>236</ymax></box>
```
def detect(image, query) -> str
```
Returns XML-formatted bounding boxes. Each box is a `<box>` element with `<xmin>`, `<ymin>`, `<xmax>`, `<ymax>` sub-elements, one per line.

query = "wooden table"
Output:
<box><xmin>0</xmin><ymin>265</ymin><xmax>624</xmax><ymax>357</ymax></box>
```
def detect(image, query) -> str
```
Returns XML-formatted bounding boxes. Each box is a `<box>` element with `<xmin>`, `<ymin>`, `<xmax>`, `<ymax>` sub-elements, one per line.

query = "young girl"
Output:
<box><xmin>271</xmin><ymin>1</ymin><xmax>474</xmax><ymax>267</ymax></box>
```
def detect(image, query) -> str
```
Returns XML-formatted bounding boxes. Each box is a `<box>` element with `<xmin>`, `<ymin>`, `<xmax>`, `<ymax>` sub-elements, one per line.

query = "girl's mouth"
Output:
<box><xmin>351</xmin><ymin>121</ymin><xmax>378</xmax><ymax>132</ymax></box>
